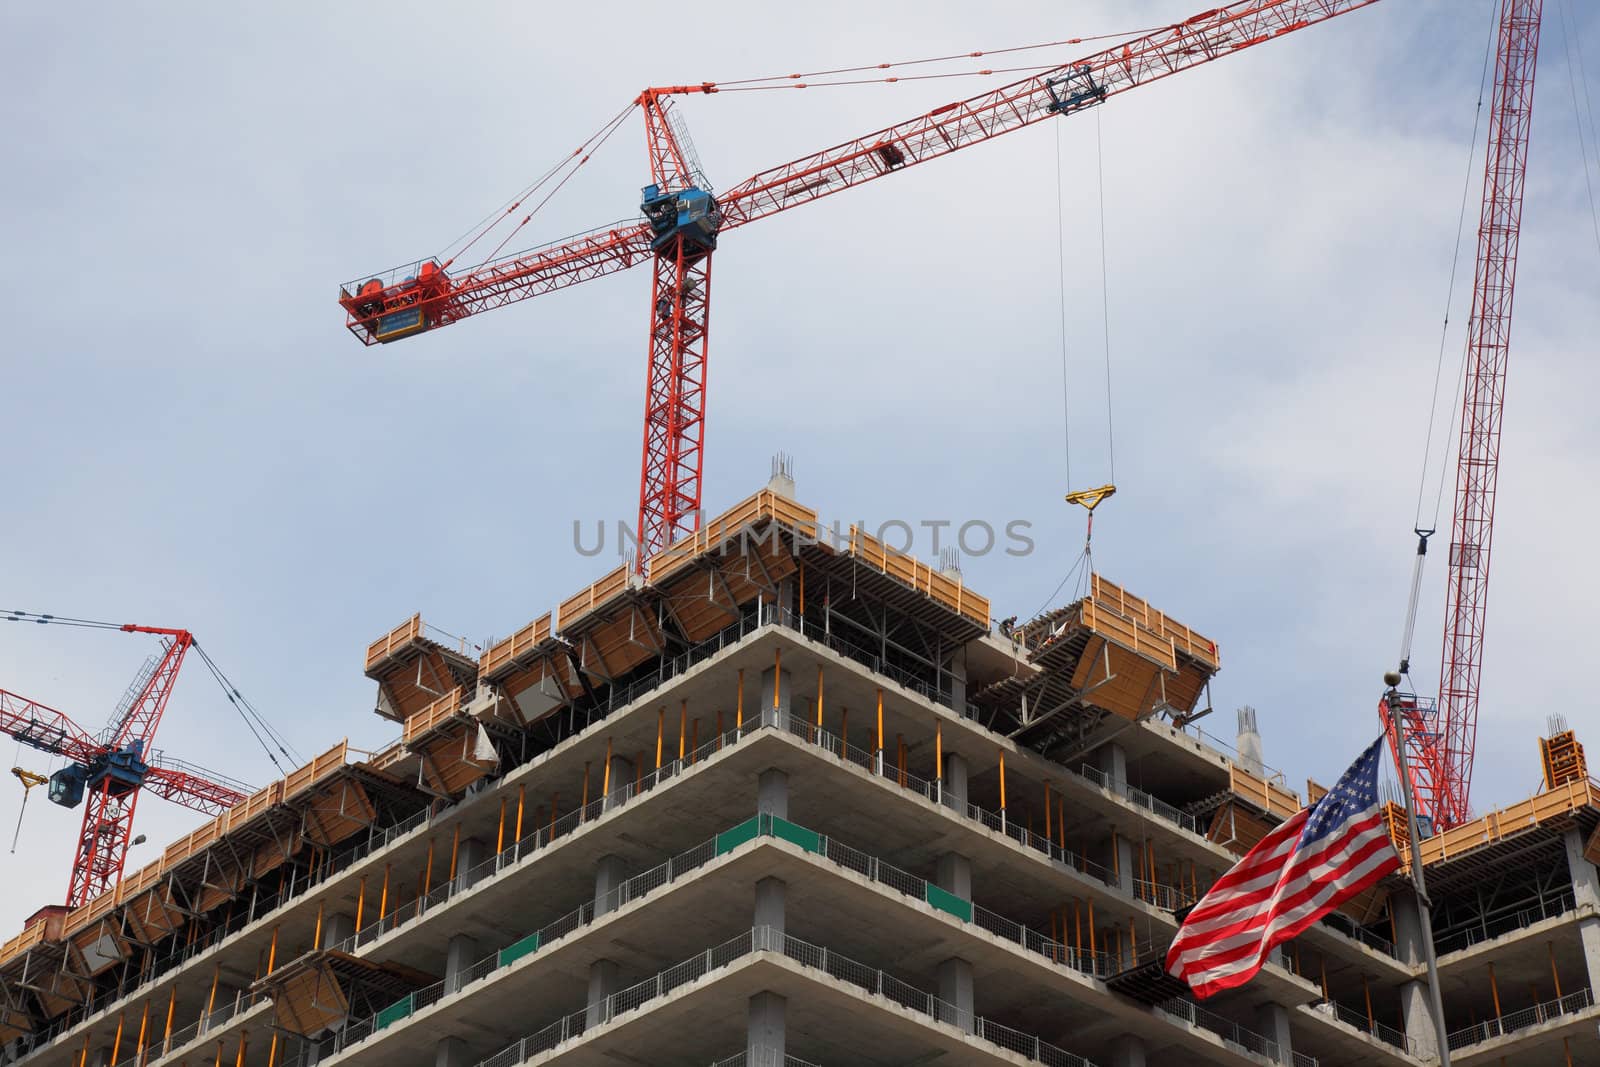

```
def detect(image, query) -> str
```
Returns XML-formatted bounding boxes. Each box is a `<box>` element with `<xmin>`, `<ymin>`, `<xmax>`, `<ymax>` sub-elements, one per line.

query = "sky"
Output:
<box><xmin>1</xmin><ymin>1</ymin><xmax>1597</xmax><ymax>934</ymax></box>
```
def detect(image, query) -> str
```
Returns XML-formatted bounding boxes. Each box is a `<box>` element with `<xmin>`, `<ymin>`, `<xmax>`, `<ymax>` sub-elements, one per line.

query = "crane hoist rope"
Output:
<box><xmin>8</xmin><ymin>766</ymin><xmax>46</xmax><ymax>854</ymax></box>
<box><xmin>1057</xmin><ymin>104</ymin><xmax>1118</xmax><ymax>567</ymax></box>
<box><xmin>1395</xmin><ymin>3</ymin><xmax>1498</xmax><ymax>683</ymax></box>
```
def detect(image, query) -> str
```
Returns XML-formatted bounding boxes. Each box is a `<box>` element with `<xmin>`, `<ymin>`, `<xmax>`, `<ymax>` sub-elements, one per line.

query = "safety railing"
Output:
<box><xmin>1077</xmin><ymin>762</ymin><xmax>1201</xmax><ymax>835</ymax></box>
<box><xmin>319</xmin><ymin>809</ymin><xmax>1138</xmax><ymax>1059</ymax></box>
<box><xmin>472</xmin><ymin>926</ymin><xmax>1104</xmax><ymax>1067</ymax></box>
<box><xmin>104</xmin><ymin>989</ymin><xmax>270</xmax><ymax>1067</ymax></box>
<box><xmin>1307</xmin><ymin>997</ymin><xmax>1423</xmax><ymax>1056</ymax></box>
<box><xmin>1315</xmin><ymin>909</ymin><xmax>1396</xmax><ymax>957</ymax></box>
<box><xmin>1445</xmin><ymin>987</ymin><xmax>1595</xmax><ymax>1051</ymax></box>
<box><xmin>11</xmin><ymin>800</ymin><xmax>436</xmax><ymax>1064</ymax></box>
<box><xmin>1157</xmin><ymin>997</ymin><xmax>1316</xmax><ymax>1067</ymax></box>
<box><xmin>322</xmin><ymin>719</ymin><xmax>769</xmax><ymax>960</ymax></box>
<box><xmin>768</xmin><ymin>709</ymin><xmax>1197</xmax><ymax>914</ymax></box>
<box><xmin>709</xmin><ymin>1053</ymin><xmax>821</xmax><ymax>1067</ymax></box>
<box><xmin>1433</xmin><ymin>889</ymin><xmax>1577</xmax><ymax>957</ymax></box>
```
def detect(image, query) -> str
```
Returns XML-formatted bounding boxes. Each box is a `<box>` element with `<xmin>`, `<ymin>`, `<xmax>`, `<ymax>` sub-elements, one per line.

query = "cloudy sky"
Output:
<box><xmin>2</xmin><ymin>1</ymin><xmax>1596</xmax><ymax>933</ymax></box>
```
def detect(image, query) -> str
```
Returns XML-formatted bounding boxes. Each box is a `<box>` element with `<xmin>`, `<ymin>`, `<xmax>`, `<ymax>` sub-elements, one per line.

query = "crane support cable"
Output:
<box><xmin>716</xmin><ymin>62</ymin><xmax>1095</xmax><ymax>93</ymax></box>
<box><xmin>1556</xmin><ymin>0</ymin><xmax>1600</xmax><ymax>261</ymax></box>
<box><xmin>475</xmin><ymin>104</ymin><xmax>636</xmax><ymax>269</ymax></box>
<box><xmin>3</xmin><ymin>609</ymin><xmax>300</xmax><ymax>773</ymax></box>
<box><xmin>711</xmin><ymin>26</ymin><xmax>1165</xmax><ymax>88</ymax></box>
<box><xmin>442</xmin><ymin>101</ymin><xmax>636</xmax><ymax>270</ymax></box>
<box><xmin>191</xmin><ymin>643</ymin><xmax>301</xmax><ymax>772</ymax></box>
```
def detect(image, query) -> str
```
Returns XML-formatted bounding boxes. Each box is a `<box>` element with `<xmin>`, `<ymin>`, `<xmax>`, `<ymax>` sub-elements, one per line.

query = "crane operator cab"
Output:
<box><xmin>339</xmin><ymin>259</ymin><xmax>451</xmax><ymax>344</ymax></box>
<box><xmin>641</xmin><ymin>185</ymin><xmax>720</xmax><ymax>258</ymax></box>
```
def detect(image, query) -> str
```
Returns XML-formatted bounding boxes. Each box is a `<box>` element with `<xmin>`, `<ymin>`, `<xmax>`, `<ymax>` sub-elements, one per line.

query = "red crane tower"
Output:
<box><xmin>1382</xmin><ymin>0</ymin><xmax>1542</xmax><ymax>831</ymax></box>
<box><xmin>337</xmin><ymin>0</ymin><xmax>1386</xmax><ymax>563</ymax></box>
<box><xmin>0</xmin><ymin>622</ymin><xmax>248</xmax><ymax>907</ymax></box>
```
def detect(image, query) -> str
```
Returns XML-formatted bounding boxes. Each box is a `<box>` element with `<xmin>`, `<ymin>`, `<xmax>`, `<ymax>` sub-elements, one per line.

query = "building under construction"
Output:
<box><xmin>0</xmin><ymin>480</ymin><xmax>1596</xmax><ymax>1067</ymax></box>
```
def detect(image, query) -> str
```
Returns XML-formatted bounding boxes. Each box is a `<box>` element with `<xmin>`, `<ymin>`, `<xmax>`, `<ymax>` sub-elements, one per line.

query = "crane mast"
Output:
<box><xmin>1434</xmin><ymin>0</ymin><xmax>1542</xmax><ymax>828</ymax></box>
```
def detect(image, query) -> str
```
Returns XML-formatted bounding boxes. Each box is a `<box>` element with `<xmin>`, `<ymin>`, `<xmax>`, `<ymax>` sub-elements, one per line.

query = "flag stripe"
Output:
<box><xmin>1166</xmin><ymin>737</ymin><xmax>1401</xmax><ymax>999</ymax></box>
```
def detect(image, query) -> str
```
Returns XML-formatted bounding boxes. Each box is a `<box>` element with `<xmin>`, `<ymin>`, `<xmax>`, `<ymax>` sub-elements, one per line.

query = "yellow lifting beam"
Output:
<box><xmin>9</xmin><ymin>767</ymin><xmax>47</xmax><ymax>854</ymax></box>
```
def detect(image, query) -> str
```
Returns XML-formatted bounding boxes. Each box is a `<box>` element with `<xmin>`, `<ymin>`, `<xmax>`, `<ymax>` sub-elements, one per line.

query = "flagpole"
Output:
<box><xmin>1384</xmin><ymin>676</ymin><xmax>1452</xmax><ymax>1066</ymax></box>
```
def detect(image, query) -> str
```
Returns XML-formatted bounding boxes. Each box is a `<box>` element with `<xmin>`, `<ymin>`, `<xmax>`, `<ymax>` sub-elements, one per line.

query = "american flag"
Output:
<box><xmin>1166</xmin><ymin>736</ymin><xmax>1402</xmax><ymax>998</ymax></box>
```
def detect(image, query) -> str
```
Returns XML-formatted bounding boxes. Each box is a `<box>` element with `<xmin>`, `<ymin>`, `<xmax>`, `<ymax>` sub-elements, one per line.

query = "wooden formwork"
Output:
<box><xmin>646</xmin><ymin>488</ymin><xmax>820</xmax><ymax>587</ymax></box>
<box><xmin>403</xmin><ymin>687</ymin><xmax>465</xmax><ymax>745</ymax></box>
<box><xmin>1539</xmin><ymin>730</ymin><xmax>1587</xmax><ymax>789</ymax></box>
<box><xmin>558</xmin><ymin>564</ymin><xmax>632</xmax><ymax>636</ymax></box>
<box><xmin>479</xmin><ymin>613</ymin><xmax>553</xmax><ymax>679</ymax></box>
<box><xmin>1228</xmin><ymin>765</ymin><xmax>1302</xmax><ymax>821</ymax></box>
<box><xmin>846</xmin><ymin>525</ymin><xmax>990</xmax><ymax>629</ymax></box>
<box><xmin>363</xmin><ymin>615</ymin><xmax>478</xmax><ymax>723</ymax></box>
<box><xmin>0</xmin><ymin>1003</ymin><xmax>30</xmax><ymax>1044</ymax></box>
<box><xmin>1090</xmin><ymin>575</ymin><xmax>1219</xmax><ymax>669</ymax></box>
<box><xmin>1400</xmin><ymin>776</ymin><xmax>1600</xmax><ymax>870</ymax></box>
<box><xmin>365</xmin><ymin>614</ymin><xmax>423</xmax><ymax>674</ymax></box>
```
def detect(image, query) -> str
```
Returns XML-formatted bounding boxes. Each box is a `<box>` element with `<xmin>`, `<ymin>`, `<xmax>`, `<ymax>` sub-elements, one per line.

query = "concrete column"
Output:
<box><xmin>941</xmin><ymin>752</ymin><xmax>969</xmax><ymax>812</ymax></box>
<box><xmin>594</xmin><ymin>854</ymin><xmax>628</xmax><ymax>916</ymax></box>
<box><xmin>321</xmin><ymin>911</ymin><xmax>355</xmax><ymax>949</ymax></box>
<box><xmin>1255</xmin><ymin>1001</ymin><xmax>1294</xmax><ymax>1064</ymax></box>
<box><xmin>1564</xmin><ymin>829</ymin><xmax>1600</xmax><ymax>986</ymax></box>
<box><xmin>746</xmin><ymin>991</ymin><xmax>787</xmax><ymax>1058</ymax></box>
<box><xmin>1095</xmin><ymin>742</ymin><xmax>1128</xmax><ymax>796</ymax></box>
<box><xmin>1108</xmin><ymin>1034</ymin><xmax>1147</xmax><ymax>1067</ymax></box>
<box><xmin>455</xmin><ymin>837</ymin><xmax>487</xmax><ymax>891</ymax></box>
<box><xmin>760</xmin><ymin>665</ymin><xmax>793</xmax><ymax>728</ymax></box>
<box><xmin>1391</xmin><ymin>888</ymin><xmax>1437</xmax><ymax>1059</ymax></box>
<box><xmin>937</xmin><ymin>957</ymin><xmax>975</xmax><ymax>1033</ymax></box>
<box><xmin>1106</xmin><ymin>831</ymin><xmax>1135</xmax><ymax>895</ymax></box>
<box><xmin>604</xmin><ymin>752</ymin><xmax>634</xmax><ymax>809</ymax></box>
<box><xmin>948</xmin><ymin>646</ymin><xmax>968</xmax><ymax>712</ymax></box>
<box><xmin>444</xmin><ymin>933</ymin><xmax>478</xmax><ymax>994</ymax></box>
<box><xmin>586</xmin><ymin>958</ymin><xmax>619</xmax><ymax>1027</ymax></box>
<box><xmin>435</xmin><ymin>1036</ymin><xmax>472</xmax><ymax>1067</ymax></box>
<box><xmin>758</xmin><ymin>768</ymin><xmax>789</xmax><ymax>820</ymax></box>
<box><xmin>936</xmin><ymin>852</ymin><xmax>973</xmax><ymax>901</ymax></box>
<box><xmin>755</xmin><ymin>877</ymin><xmax>786</xmax><ymax>937</ymax></box>
<box><xmin>84</xmin><ymin>1048</ymin><xmax>112</xmax><ymax>1067</ymax></box>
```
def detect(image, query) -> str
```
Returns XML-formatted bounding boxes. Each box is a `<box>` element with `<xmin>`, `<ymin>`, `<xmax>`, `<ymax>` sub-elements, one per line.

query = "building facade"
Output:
<box><xmin>2</xmin><ymin>486</ymin><xmax>1598</xmax><ymax>1067</ymax></box>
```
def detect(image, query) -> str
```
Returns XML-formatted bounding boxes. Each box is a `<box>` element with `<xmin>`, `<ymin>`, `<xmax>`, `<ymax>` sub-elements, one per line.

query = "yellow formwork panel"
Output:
<box><xmin>480</xmin><ymin>613</ymin><xmax>553</xmax><ymax>677</ymax></box>
<box><xmin>364</xmin><ymin>613</ymin><xmax>422</xmax><ymax>673</ymax></box>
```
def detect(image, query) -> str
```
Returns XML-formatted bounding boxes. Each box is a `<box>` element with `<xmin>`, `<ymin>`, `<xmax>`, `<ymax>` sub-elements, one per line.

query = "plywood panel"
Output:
<box><xmin>365</xmin><ymin>614</ymin><xmax>421</xmax><ymax>674</ymax></box>
<box><xmin>303</xmin><ymin>779</ymin><xmax>376</xmax><ymax>848</ymax></box>
<box><xmin>480</xmin><ymin>613</ymin><xmax>553</xmax><ymax>679</ymax></box>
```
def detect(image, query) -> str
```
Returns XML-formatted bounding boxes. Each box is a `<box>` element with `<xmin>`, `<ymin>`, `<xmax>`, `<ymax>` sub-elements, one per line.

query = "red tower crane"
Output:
<box><xmin>1382</xmin><ymin>0</ymin><xmax>1542</xmax><ymax>831</ymax></box>
<box><xmin>0</xmin><ymin>622</ymin><xmax>248</xmax><ymax>907</ymax></box>
<box><xmin>337</xmin><ymin>0</ymin><xmax>1386</xmax><ymax>564</ymax></box>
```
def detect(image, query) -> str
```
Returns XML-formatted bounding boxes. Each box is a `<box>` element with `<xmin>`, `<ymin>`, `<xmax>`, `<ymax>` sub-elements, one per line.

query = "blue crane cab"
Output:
<box><xmin>641</xmin><ymin>185</ymin><xmax>720</xmax><ymax>257</ymax></box>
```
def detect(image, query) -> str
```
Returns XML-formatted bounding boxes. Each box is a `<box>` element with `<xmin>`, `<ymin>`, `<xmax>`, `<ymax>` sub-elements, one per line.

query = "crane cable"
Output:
<box><xmin>1395</xmin><ymin>5</ymin><xmax>1498</xmax><ymax>681</ymax></box>
<box><xmin>711</xmin><ymin>26</ymin><xmax>1164</xmax><ymax>89</ymax></box>
<box><xmin>440</xmin><ymin>101</ymin><xmax>636</xmax><ymax>271</ymax></box>
<box><xmin>1556</xmin><ymin>0</ymin><xmax>1600</xmax><ymax>261</ymax></box>
<box><xmin>2</xmin><ymin>610</ymin><xmax>299</xmax><ymax>775</ymax></box>
<box><xmin>1055</xmin><ymin>101</ymin><xmax>1119</xmax><ymax>573</ymax></box>
<box><xmin>190</xmin><ymin>643</ymin><xmax>301</xmax><ymax>774</ymax></box>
